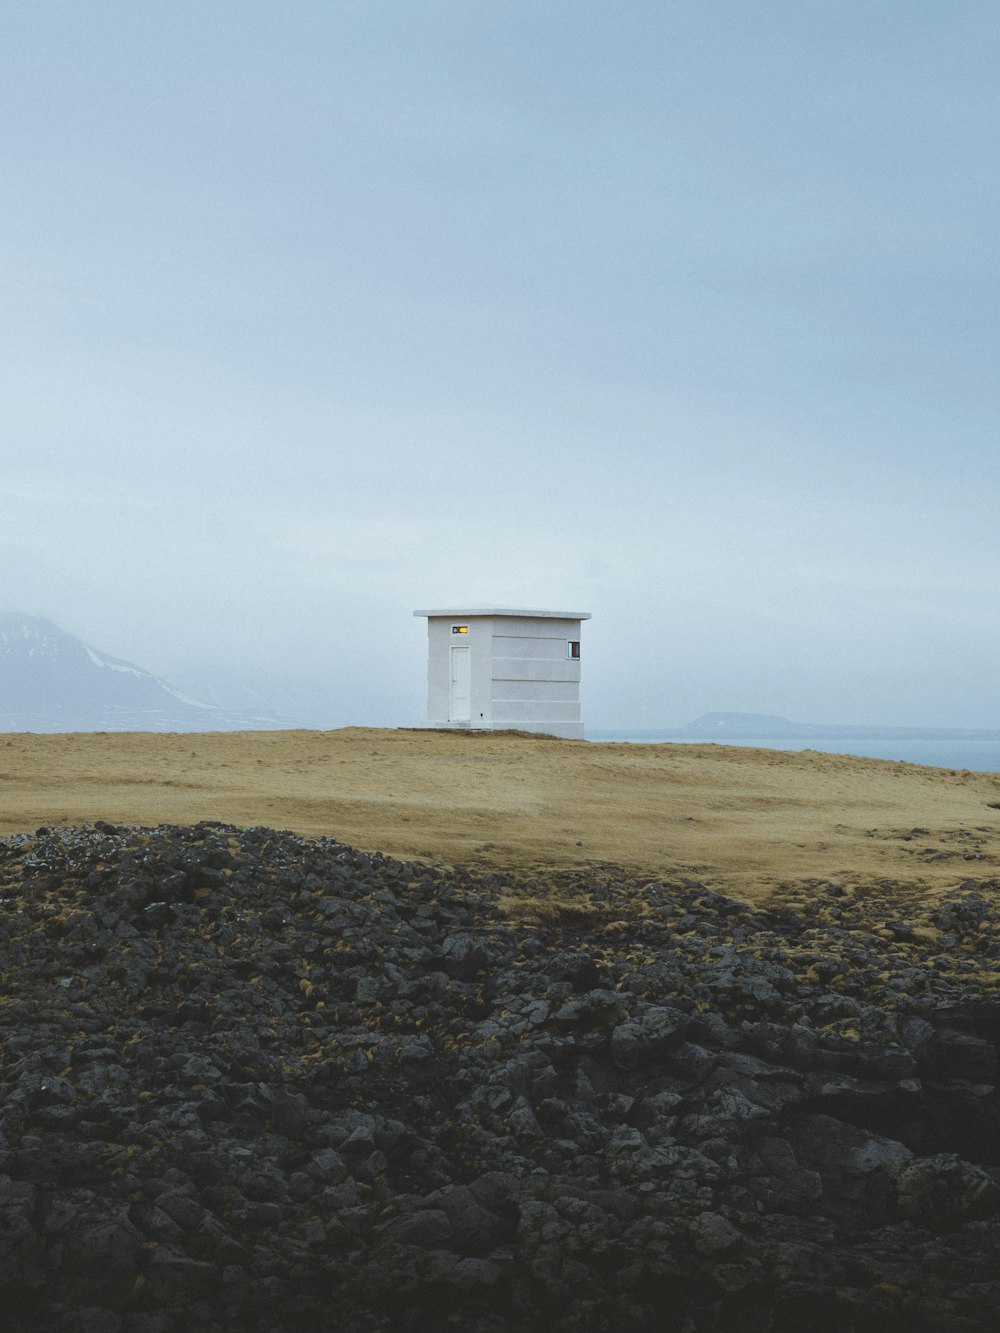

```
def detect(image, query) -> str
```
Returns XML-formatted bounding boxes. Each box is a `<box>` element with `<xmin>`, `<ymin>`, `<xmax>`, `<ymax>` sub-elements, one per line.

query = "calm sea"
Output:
<box><xmin>590</xmin><ymin>733</ymin><xmax>1000</xmax><ymax>774</ymax></box>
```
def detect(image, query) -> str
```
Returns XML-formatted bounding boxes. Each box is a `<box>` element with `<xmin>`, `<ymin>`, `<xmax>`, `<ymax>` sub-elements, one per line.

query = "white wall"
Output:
<box><xmin>424</xmin><ymin>615</ymin><xmax>495</xmax><ymax>726</ymax></box>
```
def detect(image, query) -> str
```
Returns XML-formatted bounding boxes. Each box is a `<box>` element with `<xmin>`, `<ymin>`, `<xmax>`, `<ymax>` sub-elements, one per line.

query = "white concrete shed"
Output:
<box><xmin>413</xmin><ymin>607</ymin><xmax>591</xmax><ymax>739</ymax></box>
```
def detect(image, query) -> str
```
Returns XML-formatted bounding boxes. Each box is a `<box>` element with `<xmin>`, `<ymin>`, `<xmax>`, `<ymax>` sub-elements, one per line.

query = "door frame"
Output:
<box><xmin>448</xmin><ymin>645</ymin><xmax>472</xmax><ymax>722</ymax></box>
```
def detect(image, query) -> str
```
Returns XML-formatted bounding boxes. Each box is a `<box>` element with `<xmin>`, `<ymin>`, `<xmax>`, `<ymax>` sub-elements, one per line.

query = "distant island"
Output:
<box><xmin>591</xmin><ymin>711</ymin><xmax>1000</xmax><ymax>743</ymax></box>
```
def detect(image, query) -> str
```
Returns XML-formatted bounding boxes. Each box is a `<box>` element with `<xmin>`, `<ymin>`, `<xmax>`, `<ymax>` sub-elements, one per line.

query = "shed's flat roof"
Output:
<box><xmin>414</xmin><ymin>608</ymin><xmax>591</xmax><ymax>620</ymax></box>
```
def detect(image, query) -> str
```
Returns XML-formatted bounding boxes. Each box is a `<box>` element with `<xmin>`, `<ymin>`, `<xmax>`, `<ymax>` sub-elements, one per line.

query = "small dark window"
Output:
<box><xmin>567</xmin><ymin>641</ymin><xmax>580</xmax><ymax>659</ymax></box>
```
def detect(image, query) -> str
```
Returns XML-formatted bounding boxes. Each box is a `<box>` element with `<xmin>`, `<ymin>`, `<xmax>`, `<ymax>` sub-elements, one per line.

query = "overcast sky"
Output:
<box><xmin>3</xmin><ymin>2</ymin><xmax>999</xmax><ymax>729</ymax></box>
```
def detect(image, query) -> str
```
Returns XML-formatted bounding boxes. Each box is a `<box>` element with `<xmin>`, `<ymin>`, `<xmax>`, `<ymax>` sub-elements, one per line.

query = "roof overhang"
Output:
<box><xmin>414</xmin><ymin>608</ymin><xmax>591</xmax><ymax>621</ymax></box>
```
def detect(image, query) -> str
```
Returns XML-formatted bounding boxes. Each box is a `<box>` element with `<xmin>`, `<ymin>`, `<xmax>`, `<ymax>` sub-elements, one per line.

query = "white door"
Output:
<box><xmin>449</xmin><ymin>646</ymin><xmax>471</xmax><ymax>722</ymax></box>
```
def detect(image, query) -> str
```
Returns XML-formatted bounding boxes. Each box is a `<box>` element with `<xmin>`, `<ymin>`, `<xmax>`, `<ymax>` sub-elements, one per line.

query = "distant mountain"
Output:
<box><xmin>661</xmin><ymin>711</ymin><xmax>1000</xmax><ymax>741</ymax></box>
<box><xmin>0</xmin><ymin>613</ymin><xmax>291</xmax><ymax>732</ymax></box>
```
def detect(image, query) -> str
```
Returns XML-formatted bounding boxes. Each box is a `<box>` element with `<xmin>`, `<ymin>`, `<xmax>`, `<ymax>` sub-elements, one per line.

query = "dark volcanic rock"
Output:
<box><xmin>1</xmin><ymin>822</ymin><xmax>1000</xmax><ymax>1329</ymax></box>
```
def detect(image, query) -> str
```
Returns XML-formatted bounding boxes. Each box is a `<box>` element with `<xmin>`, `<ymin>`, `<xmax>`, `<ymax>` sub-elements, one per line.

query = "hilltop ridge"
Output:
<box><xmin>1</xmin><ymin>727</ymin><xmax>998</xmax><ymax>905</ymax></box>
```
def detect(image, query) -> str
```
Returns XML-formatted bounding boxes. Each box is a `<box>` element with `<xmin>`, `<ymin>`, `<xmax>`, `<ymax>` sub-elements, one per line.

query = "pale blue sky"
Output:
<box><xmin>2</xmin><ymin>2</ymin><xmax>999</xmax><ymax>728</ymax></box>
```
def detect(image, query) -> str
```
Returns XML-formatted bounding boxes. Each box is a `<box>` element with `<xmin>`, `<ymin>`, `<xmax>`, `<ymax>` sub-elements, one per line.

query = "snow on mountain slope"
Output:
<box><xmin>0</xmin><ymin>613</ymin><xmax>288</xmax><ymax>731</ymax></box>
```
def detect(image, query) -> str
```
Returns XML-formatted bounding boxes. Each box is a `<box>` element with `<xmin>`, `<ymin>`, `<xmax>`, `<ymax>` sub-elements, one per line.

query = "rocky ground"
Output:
<box><xmin>2</xmin><ymin>824</ymin><xmax>1000</xmax><ymax>1331</ymax></box>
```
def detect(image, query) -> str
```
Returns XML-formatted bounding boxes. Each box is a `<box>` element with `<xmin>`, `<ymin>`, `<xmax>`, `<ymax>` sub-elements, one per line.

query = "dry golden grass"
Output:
<box><xmin>2</xmin><ymin>727</ymin><xmax>999</xmax><ymax>905</ymax></box>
